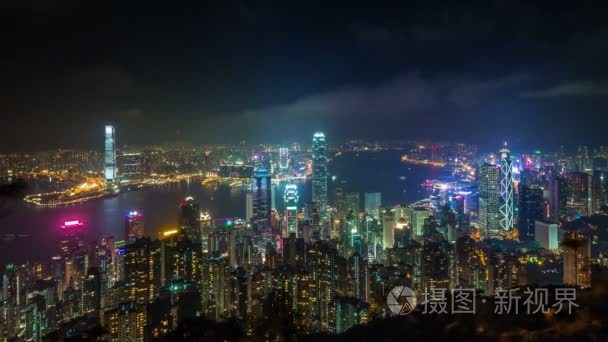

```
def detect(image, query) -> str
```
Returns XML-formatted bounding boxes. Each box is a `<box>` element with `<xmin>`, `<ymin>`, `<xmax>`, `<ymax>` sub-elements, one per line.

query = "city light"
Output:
<box><xmin>161</xmin><ymin>229</ymin><xmax>178</xmax><ymax>237</ymax></box>
<box><xmin>3</xmin><ymin>126</ymin><xmax>606</xmax><ymax>340</ymax></box>
<box><xmin>61</xmin><ymin>220</ymin><xmax>83</xmax><ymax>228</ymax></box>
<box><xmin>2</xmin><ymin>4</ymin><xmax>607</xmax><ymax>337</ymax></box>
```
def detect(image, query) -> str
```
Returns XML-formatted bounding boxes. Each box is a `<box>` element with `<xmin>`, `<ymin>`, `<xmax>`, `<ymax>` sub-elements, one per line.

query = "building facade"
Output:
<box><xmin>478</xmin><ymin>163</ymin><xmax>501</xmax><ymax>239</ymax></box>
<box><xmin>312</xmin><ymin>132</ymin><xmax>328</xmax><ymax>217</ymax></box>
<box><xmin>104</xmin><ymin>125</ymin><xmax>116</xmax><ymax>184</ymax></box>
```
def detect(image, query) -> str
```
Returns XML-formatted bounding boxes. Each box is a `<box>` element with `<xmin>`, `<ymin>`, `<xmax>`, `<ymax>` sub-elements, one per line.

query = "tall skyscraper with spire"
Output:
<box><xmin>312</xmin><ymin>132</ymin><xmax>328</xmax><ymax>217</ymax></box>
<box><xmin>104</xmin><ymin>125</ymin><xmax>116</xmax><ymax>184</ymax></box>
<box><xmin>499</xmin><ymin>142</ymin><xmax>514</xmax><ymax>234</ymax></box>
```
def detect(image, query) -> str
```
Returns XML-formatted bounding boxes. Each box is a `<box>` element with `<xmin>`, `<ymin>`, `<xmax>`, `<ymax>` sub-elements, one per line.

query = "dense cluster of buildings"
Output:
<box><xmin>0</xmin><ymin>128</ymin><xmax>607</xmax><ymax>341</ymax></box>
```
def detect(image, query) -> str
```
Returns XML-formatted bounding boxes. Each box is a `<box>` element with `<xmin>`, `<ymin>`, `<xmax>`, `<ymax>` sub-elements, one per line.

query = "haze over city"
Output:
<box><xmin>2</xmin><ymin>1</ymin><xmax>608</xmax><ymax>150</ymax></box>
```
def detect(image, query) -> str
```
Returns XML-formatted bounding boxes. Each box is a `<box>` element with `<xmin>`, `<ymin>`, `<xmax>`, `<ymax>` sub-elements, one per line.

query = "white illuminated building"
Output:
<box><xmin>499</xmin><ymin>142</ymin><xmax>514</xmax><ymax>233</ymax></box>
<box><xmin>284</xmin><ymin>183</ymin><xmax>299</xmax><ymax>235</ymax></box>
<box><xmin>104</xmin><ymin>125</ymin><xmax>116</xmax><ymax>183</ymax></box>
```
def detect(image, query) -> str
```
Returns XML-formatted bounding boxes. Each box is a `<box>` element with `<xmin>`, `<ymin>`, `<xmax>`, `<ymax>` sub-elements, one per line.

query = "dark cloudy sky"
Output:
<box><xmin>1</xmin><ymin>0</ymin><xmax>607</xmax><ymax>151</ymax></box>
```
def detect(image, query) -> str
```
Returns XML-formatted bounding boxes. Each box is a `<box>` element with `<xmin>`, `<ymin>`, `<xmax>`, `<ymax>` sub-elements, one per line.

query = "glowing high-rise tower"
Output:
<box><xmin>252</xmin><ymin>164</ymin><xmax>272</xmax><ymax>225</ymax></box>
<box><xmin>312</xmin><ymin>132</ymin><xmax>328</xmax><ymax>217</ymax></box>
<box><xmin>279</xmin><ymin>147</ymin><xmax>289</xmax><ymax>170</ymax></box>
<box><xmin>125</xmin><ymin>210</ymin><xmax>144</xmax><ymax>244</ymax></box>
<box><xmin>284</xmin><ymin>183</ymin><xmax>299</xmax><ymax>235</ymax></box>
<box><xmin>104</xmin><ymin>125</ymin><xmax>116</xmax><ymax>183</ymax></box>
<box><xmin>499</xmin><ymin>142</ymin><xmax>514</xmax><ymax>233</ymax></box>
<box><xmin>478</xmin><ymin>163</ymin><xmax>501</xmax><ymax>239</ymax></box>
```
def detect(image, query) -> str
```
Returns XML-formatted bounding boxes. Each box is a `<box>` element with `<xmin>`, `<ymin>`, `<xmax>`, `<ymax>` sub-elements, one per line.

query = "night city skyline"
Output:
<box><xmin>2</xmin><ymin>1</ymin><xmax>608</xmax><ymax>150</ymax></box>
<box><xmin>1</xmin><ymin>1</ymin><xmax>608</xmax><ymax>341</ymax></box>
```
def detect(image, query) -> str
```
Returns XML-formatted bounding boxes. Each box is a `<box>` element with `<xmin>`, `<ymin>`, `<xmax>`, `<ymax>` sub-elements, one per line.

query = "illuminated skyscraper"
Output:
<box><xmin>98</xmin><ymin>236</ymin><xmax>116</xmax><ymax>298</ymax></box>
<box><xmin>117</xmin><ymin>152</ymin><xmax>144</xmax><ymax>181</ymax></box>
<box><xmin>592</xmin><ymin>171</ymin><xmax>608</xmax><ymax>212</ymax></box>
<box><xmin>159</xmin><ymin>231</ymin><xmax>203</xmax><ymax>284</ymax></box>
<box><xmin>123</xmin><ymin>238</ymin><xmax>161</xmax><ymax>304</ymax></box>
<box><xmin>499</xmin><ymin>143</ymin><xmax>514</xmax><ymax>233</ymax></box>
<box><xmin>245</xmin><ymin>192</ymin><xmax>253</xmax><ymax>222</ymax></box>
<box><xmin>271</xmin><ymin>185</ymin><xmax>277</xmax><ymax>210</ymax></box>
<box><xmin>334</xmin><ymin>188</ymin><xmax>345</xmax><ymax>219</ymax></box>
<box><xmin>364</xmin><ymin>192</ymin><xmax>381</xmax><ymax>219</ymax></box>
<box><xmin>576</xmin><ymin>145</ymin><xmax>591</xmax><ymax>171</ymax></box>
<box><xmin>81</xmin><ymin>268</ymin><xmax>101</xmax><ymax>317</ymax></box>
<box><xmin>478</xmin><ymin>163</ymin><xmax>501</xmax><ymax>239</ymax></box>
<box><xmin>275</xmin><ymin>268</ymin><xmax>312</xmax><ymax>333</ymax></box>
<box><xmin>179</xmin><ymin>197</ymin><xmax>201</xmax><ymax>242</ymax></box>
<box><xmin>279</xmin><ymin>147</ymin><xmax>289</xmax><ymax>170</ymax></box>
<box><xmin>200</xmin><ymin>211</ymin><xmax>212</xmax><ymax>254</ymax></box>
<box><xmin>534</xmin><ymin>221</ymin><xmax>558</xmax><ymax>251</ymax></box>
<box><xmin>382</xmin><ymin>209</ymin><xmax>395</xmax><ymax>250</ymax></box>
<box><xmin>336</xmin><ymin>188</ymin><xmax>360</xmax><ymax>220</ymax></box>
<box><xmin>104</xmin><ymin>302</ymin><xmax>147</xmax><ymax>342</ymax></box>
<box><xmin>114</xmin><ymin>240</ymin><xmax>126</xmax><ymax>283</ymax></box>
<box><xmin>2</xmin><ymin>264</ymin><xmax>18</xmax><ymax>325</ymax></box>
<box><xmin>410</xmin><ymin>206</ymin><xmax>429</xmax><ymax>240</ymax></box>
<box><xmin>549</xmin><ymin>175</ymin><xmax>568</xmax><ymax>220</ymax></box>
<box><xmin>24</xmin><ymin>295</ymin><xmax>46</xmax><ymax>341</ymax></box>
<box><xmin>104</xmin><ymin>125</ymin><xmax>116</xmax><ymax>184</ymax></box>
<box><xmin>307</xmin><ymin>241</ymin><xmax>338</xmax><ymax>333</ymax></box>
<box><xmin>348</xmin><ymin>253</ymin><xmax>369</xmax><ymax>303</ymax></box>
<box><xmin>565</xmin><ymin>171</ymin><xmax>592</xmax><ymax>217</ymax></box>
<box><xmin>252</xmin><ymin>164</ymin><xmax>272</xmax><ymax>225</ymax></box>
<box><xmin>561</xmin><ymin>231</ymin><xmax>591</xmax><ymax>288</ymax></box>
<box><xmin>312</xmin><ymin>132</ymin><xmax>328</xmax><ymax>217</ymax></box>
<box><xmin>246</xmin><ymin>271</ymin><xmax>265</xmax><ymax>336</ymax></box>
<box><xmin>284</xmin><ymin>183</ymin><xmax>299</xmax><ymax>235</ymax></box>
<box><xmin>125</xmin><ymin>211</ymin><xmax>144</xmax><ymax>244</ymax></box>
<box><xmin>60</xmin><ymin>219</ymin><xmax>85</xmax><ymax>258</ymax></box>
<box><xmin>200</xmin><ymin>255</ymin><xmax>226</xmax><ymax>320</ymax></box>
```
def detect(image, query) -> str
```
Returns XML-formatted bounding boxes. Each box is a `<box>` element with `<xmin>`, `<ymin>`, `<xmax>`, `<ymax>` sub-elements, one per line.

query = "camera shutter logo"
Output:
<box><xmin>387</xmin><ymin>286</ymin><xmax>417</xmax><ymax>315</ymax></box>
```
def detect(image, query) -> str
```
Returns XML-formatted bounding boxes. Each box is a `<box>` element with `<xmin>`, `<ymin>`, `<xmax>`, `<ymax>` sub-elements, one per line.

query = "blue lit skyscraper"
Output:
<box><xmin>104</xmin><ymin>125</ymin><xmax>116</xmax><ymax>183</ymax></box>
<box><xmin>499</xmin><ymin>143</ymin><xmax>514</xmax><ymax>233</ymax></box>
<box><xmin>252</xmin><ymin>164</ymin><xmax>272</xmax><ymax>225</ymax></box>
<box><xmin>312</xmin><ymin>132</ymin><xmax>328</xmax><ymax>216</ymax></box>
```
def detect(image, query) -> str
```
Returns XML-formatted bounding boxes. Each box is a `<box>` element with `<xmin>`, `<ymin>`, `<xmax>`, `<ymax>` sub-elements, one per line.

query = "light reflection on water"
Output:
<box><xmin>0</xmin><ymin>150</ymin><xmax>449</xmax><ymax>264</ymax></box>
